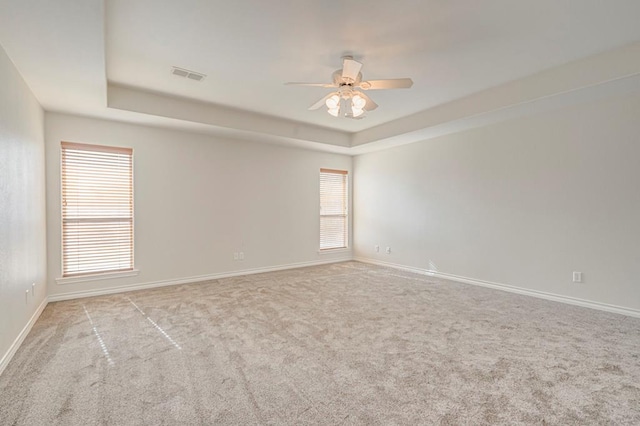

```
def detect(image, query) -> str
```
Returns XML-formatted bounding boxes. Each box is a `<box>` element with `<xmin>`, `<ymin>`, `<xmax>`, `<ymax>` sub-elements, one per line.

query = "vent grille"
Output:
<box><xmin>171</xmin><ymin>67</ymin><xmax>206</xmax><ymax>82</ymax></box>
<box><xmin>187</xmin><ymin>73</ymin><xmax>204</xmax><ymax>81</ymax></box>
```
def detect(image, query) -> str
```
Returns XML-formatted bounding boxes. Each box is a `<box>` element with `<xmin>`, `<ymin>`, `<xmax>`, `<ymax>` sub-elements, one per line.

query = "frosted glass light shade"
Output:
<box><xmin>352</xmin><ymin>94</ymin><xmax>366</xmax><ymax>109</ymax></box>
<box><xmin>325</xmin><ymin>95</ymin><xmax>340</xmax><ymax>109</ymax></box>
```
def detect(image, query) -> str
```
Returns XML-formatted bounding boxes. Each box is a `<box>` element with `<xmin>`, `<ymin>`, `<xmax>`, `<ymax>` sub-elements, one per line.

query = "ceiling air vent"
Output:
<box><xmin>171</xmin><ymin>67</ymin><xmax>206</xmax><ymax>82</ymax></box>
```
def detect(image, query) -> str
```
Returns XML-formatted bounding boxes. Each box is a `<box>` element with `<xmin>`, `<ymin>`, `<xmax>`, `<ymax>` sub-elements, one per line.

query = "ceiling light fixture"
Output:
<box><xmin>351</xmin><ymin>94</ymin><xmax>366</xmax><ymax>117</ymax></box>
<box><xmin>323</xmin><ymin>90</ymin><xmax>368</xmax><ymax>118</ymax></box>
<box><xmin>325</xmin><ymin>94</ymin><xmax>341</xmax><ymax>117</ymax></box>
<box><xmin>327</xmin><ymin>107</ymin><xmax>340</xmax><ymax>117</ymax></box>
<box><xmin>325</xmin><ymin>94</ymin><xmax>340</xmax><ymax>109</ymax></box>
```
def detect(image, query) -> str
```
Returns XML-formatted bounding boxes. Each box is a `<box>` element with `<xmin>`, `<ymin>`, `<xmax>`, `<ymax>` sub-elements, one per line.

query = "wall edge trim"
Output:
<box><xmin>0</xmin><ymin>297</ymin><xmax>49</xmax><ymax>377</ymax></box>
<box><xmin>354</xmin><ymin>257</ymin><xmax>640</xmax><ymax>318</ymax></box>
<box><xmin>48</xmin><ymin>257</ymin><xmax>352</xmax><ymax>302</ymax></box>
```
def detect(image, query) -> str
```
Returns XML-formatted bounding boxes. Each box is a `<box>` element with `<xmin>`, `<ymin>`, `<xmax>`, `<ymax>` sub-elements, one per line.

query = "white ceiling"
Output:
<box><xmin>2</xmin><ymin>0</ymin><xmax>640</xmax><ymax>151</ymax></box>
<box><xmin>106</xmin><ymin>0</ymin><xmax>640</xmax><ymax>132</ymax></box>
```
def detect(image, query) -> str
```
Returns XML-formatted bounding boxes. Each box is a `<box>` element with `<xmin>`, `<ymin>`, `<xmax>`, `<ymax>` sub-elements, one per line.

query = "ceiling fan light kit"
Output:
<box><xmin>324</xmin><ymin>90</ymin><xmax>365</xmax><ymax>118</ymax></box>
<box><xmin>285</xmin><ymin>56</ymin><xmax>413</xmax><ymax>119</ymax></box>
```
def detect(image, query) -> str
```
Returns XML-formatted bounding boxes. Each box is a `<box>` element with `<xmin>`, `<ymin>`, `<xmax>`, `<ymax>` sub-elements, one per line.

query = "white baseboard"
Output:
<box><xmin>49</xmin><ymin>257</ymin><xmax>353</xmax><ymax>302</ymax></box>
<box><xmin>354</xmin><ymin>257</ymin><xmax>640</xmax><ymax>318</ymax></box>
<box><xmin>0</xmin><ymin>297</ymin><xmax>49</xmax><ymax>377</ymax></box>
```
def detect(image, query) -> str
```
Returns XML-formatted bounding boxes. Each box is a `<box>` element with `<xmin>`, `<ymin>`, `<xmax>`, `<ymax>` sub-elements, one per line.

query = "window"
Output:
<box><xmin>61</xmin><ymin>142</ymin><xmax>134</xmax><ymax>277</ymax></box>
<box><xmin>320</xmin><ymin>168</ymin><xmax>348</xmax><ymax>250</ymax></box>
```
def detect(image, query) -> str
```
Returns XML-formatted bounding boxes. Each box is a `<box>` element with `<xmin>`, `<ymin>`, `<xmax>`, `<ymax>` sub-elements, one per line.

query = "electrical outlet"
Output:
<box><xmin>233</xmin><ymin>252</ymin><xmax>239</xmax><ymax>261</ymax></box>
<box><xmin>239</xmin><ymin>252</ymin><xmax>244</xmax><ymax>260</ymax></box>
<box><xmin>386</xmin><ymin>247</ymin><xmax>391</xmax><ymax>254</ymax></box>
<box><xmin>375</xmin><ymin>245</ymin><xmax>379</xmax><ymax>252</ymax></box>
<box><xmin>572</xmin><ymin>271</ymin><xmax>582</xmax><ymax>283</ymax></box>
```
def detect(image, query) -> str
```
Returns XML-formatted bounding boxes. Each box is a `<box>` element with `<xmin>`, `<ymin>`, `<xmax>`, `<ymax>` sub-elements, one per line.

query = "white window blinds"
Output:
<box><xmin>61</xmin><ymin>142</ymin><xmax>134</xmax><ymax>277</ymax></box>
<box><xmin>320</xmin><ymin>168</ymin><xmax>348</xmax><ymax>250</ymax></box>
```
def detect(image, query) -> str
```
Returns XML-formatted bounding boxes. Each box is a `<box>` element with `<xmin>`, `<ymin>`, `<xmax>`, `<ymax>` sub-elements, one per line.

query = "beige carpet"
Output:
<box><xmin>1</xmin><ymin>261</ymin><xmax>639</xmax><ymax>425</ymax></box>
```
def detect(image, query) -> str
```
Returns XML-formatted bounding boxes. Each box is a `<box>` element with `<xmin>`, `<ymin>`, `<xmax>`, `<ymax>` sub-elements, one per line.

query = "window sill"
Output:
<box><xmin>317</xmin><ymin>248</ymin><xmax>351</xmax><ymax>255</ymax></box>
<box><xmin>56</xmin><ymin>269</ymin><xmax>139</xmax><ymax>285</ymax></box>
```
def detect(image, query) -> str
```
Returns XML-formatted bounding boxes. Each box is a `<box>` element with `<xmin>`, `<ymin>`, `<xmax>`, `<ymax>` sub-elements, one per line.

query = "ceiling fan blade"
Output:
<box><xmin>308</xmin><ymin>92</ymin><xmax>338</xmax><ymax>110</ymax></box>
<box><xmin>359</xmin><ymin>78</ymin><xmax>413</xmax><ymax>90</ymax></box>
<box><xmin>285</xmin><ymin>82</ymin><xmax>337</xmax><ymax>88</ymax></box>
<box><xmin>342</xmin><ymin>58</ymin><xmax>363</xmax><ymax>82</ymax></box>
<box><xmin>358</xmin><ymin>92</ymin><xmax>378</xmax><ymax>111</ymax></box>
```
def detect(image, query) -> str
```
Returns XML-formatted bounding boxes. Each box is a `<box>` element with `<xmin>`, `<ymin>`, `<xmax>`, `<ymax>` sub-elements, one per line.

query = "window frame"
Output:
<box><xmin>59</xmin><ymin>141</ymin><xmax>135</xmax><ymax>279</ymax></box>
<box><xmin>319</xmin><ymin>168</ymin><xmax>349</xmax><ymax>251</ymax></box>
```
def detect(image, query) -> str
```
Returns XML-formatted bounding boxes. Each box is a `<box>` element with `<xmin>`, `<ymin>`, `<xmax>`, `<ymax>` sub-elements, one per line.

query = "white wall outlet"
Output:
<box><xmin>233</xmin><ymin>252</ymin><xmax>239</xmax><ymax>261</ymax></box>
<box><xmin>239</xmin><ymin>252</ymin><xmax>244</xmax><ymax>260</ymax></box>
<box><xmin>572</xmin><ymin>271</ymin><xmax>582</xmax><ymax>283</ymax></box>
<box><xmin>375</xmin><ymin>245</ymin><xmax>379</xmax><ymax>252</ymax></box>
<box><xmin>386</xmin><ymin>247</ymin><xmax>391</xmax><ymax>254</ymax></box>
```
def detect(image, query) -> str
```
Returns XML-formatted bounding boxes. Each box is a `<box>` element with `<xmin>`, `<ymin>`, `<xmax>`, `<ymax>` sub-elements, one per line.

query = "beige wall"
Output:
<box><xmin>354</xmin><ymin>92</ymin><xmax>640</xmax><ymax>312</ymax></box>
<box><xmin>0</xmin><ymin>44</ymin><xmax>47</xmax><ymax>367</ymax></box>
<box><xmin>45</xmin><ymin>113</ymin><xmax>352</xmax><ymax>298</ymax></box>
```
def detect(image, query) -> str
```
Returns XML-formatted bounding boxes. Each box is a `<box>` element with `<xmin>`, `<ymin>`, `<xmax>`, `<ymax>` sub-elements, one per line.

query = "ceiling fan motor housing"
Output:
<box><xmin>333</xmin><ymin>70</ymin><xmax>362</xmax><ymax>86</ymax></box>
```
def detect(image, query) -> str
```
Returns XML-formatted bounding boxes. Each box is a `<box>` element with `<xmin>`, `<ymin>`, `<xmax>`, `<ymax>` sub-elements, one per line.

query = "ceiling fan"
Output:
<box><xmin>285</xmin><ymin>56</ymin><xmax>413</xmax><ymax>119</ymax></box>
